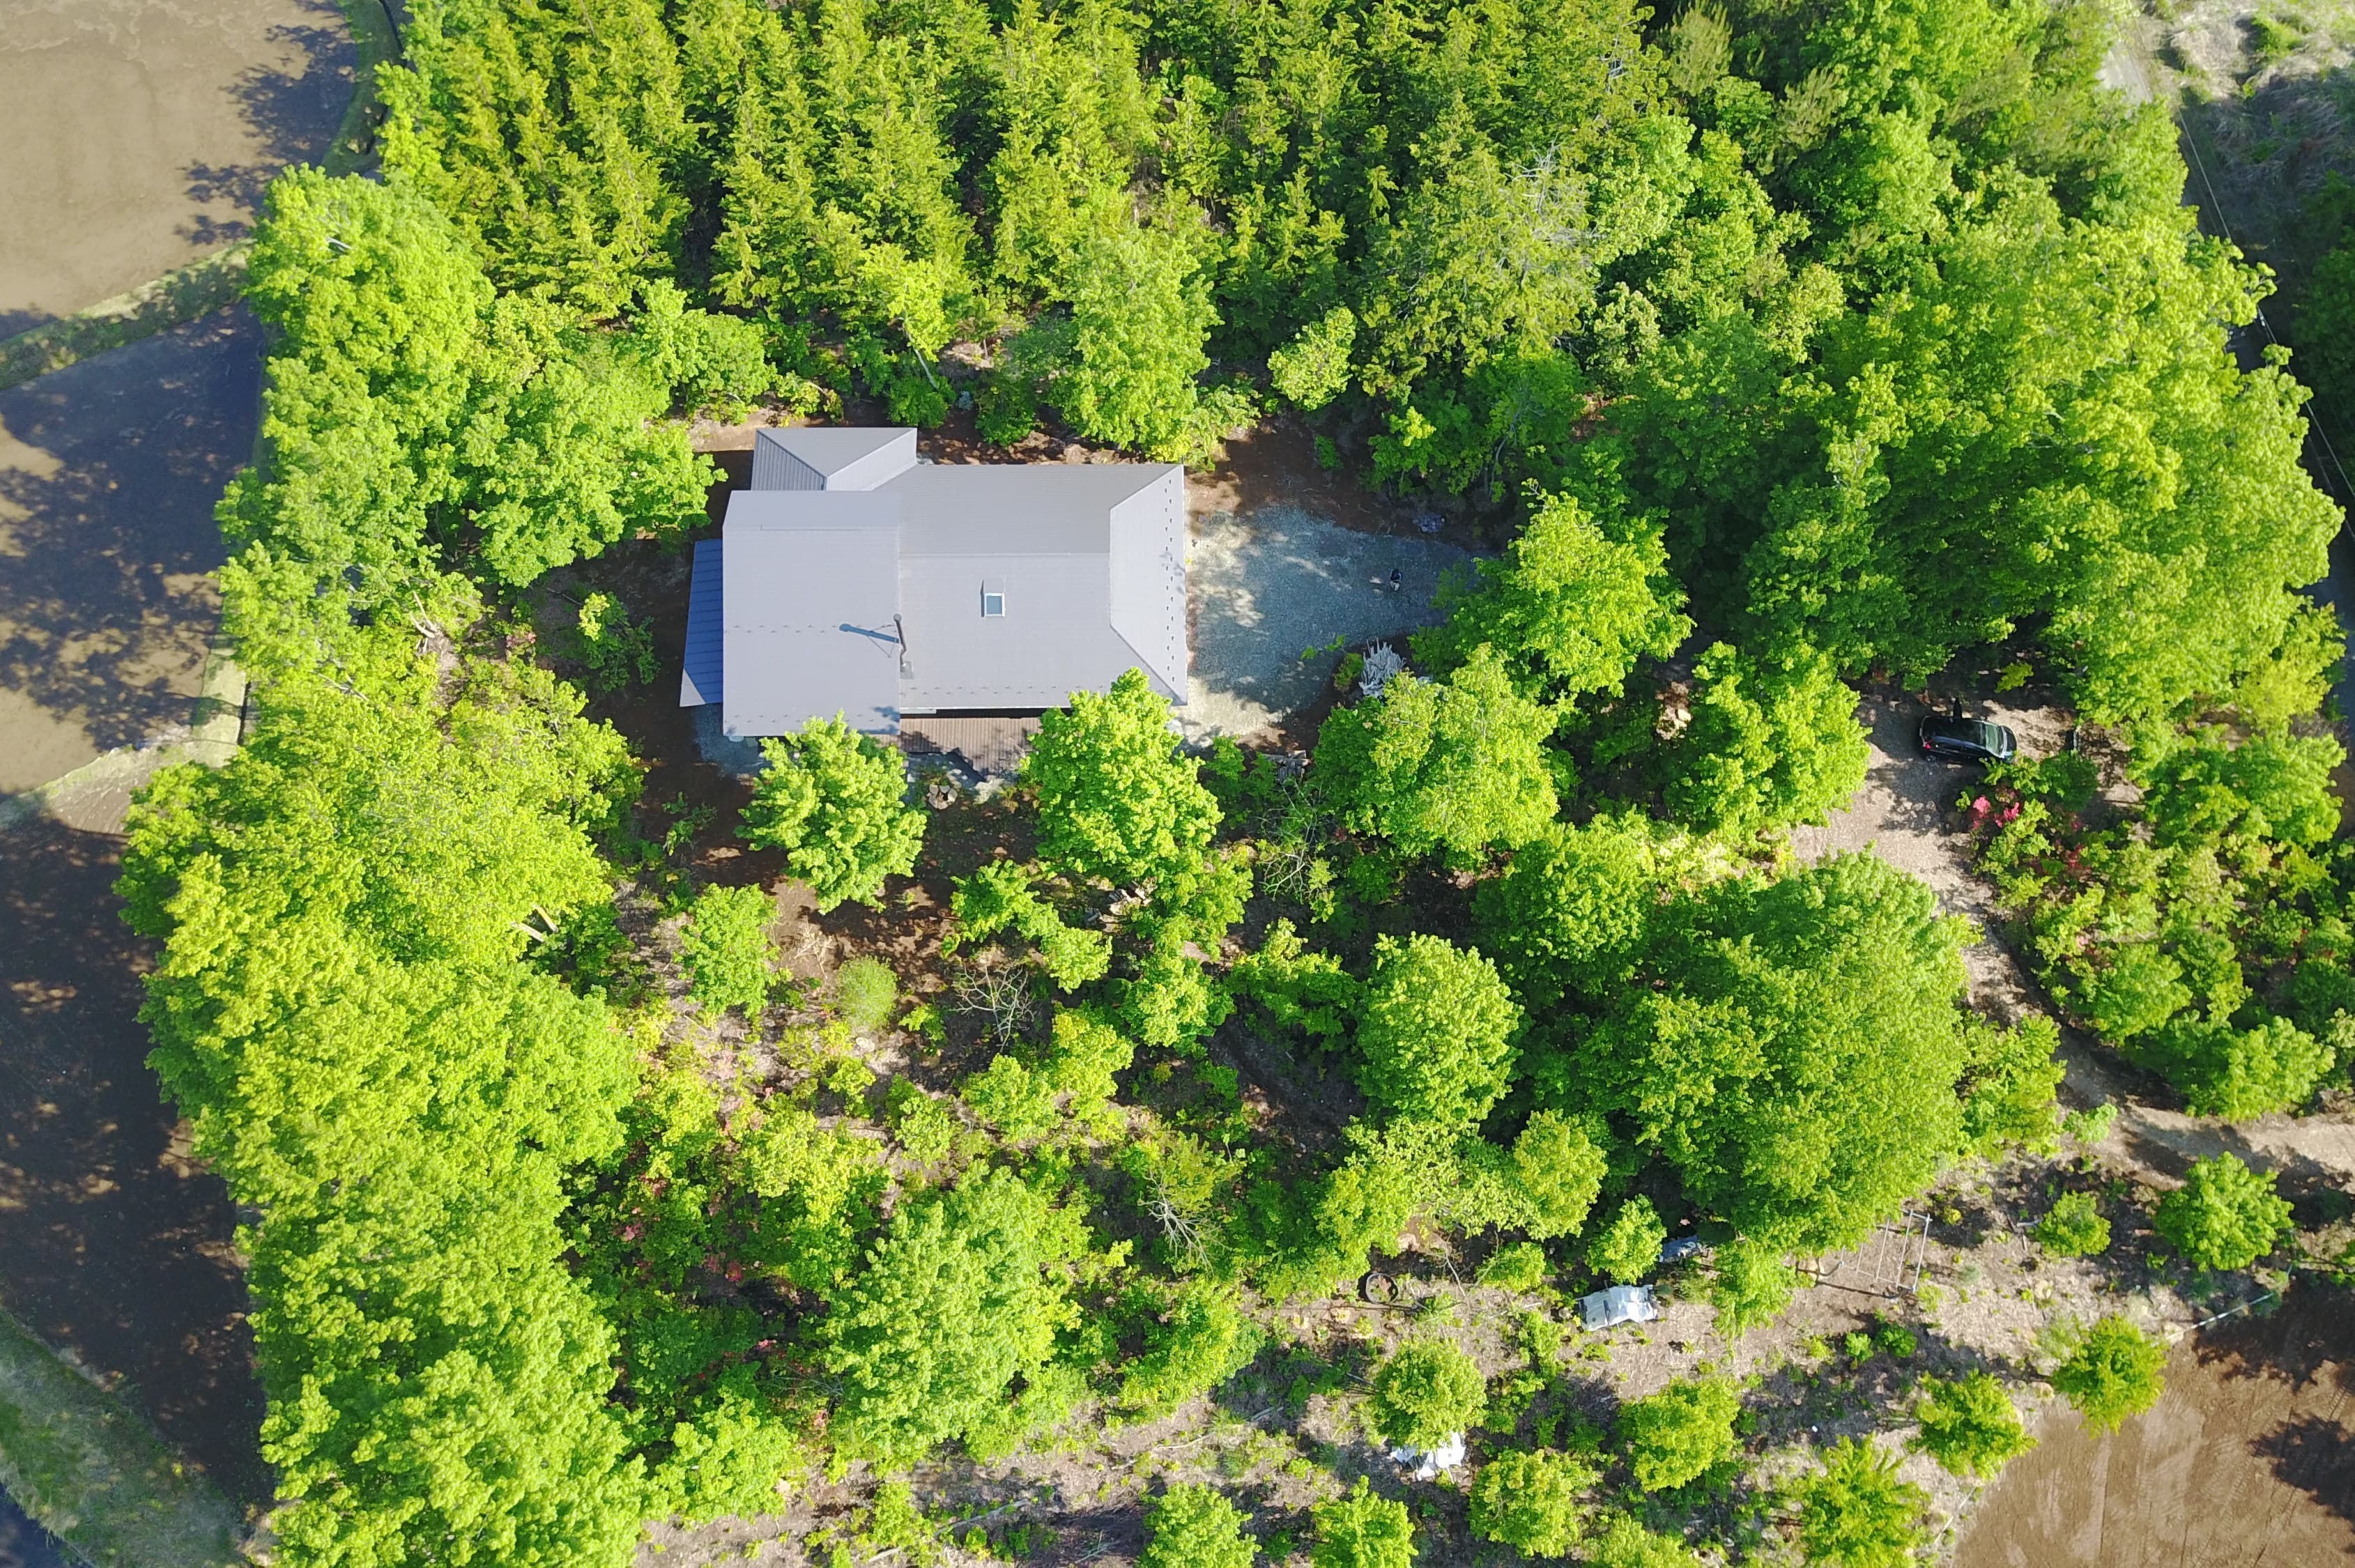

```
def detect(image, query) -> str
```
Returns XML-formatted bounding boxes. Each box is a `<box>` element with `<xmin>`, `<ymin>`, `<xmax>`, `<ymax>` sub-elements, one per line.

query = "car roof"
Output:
<box><xmin>1924</xmin><ymin>714</ymin><xmax>2004</xmax><ymax>740</ymax></box>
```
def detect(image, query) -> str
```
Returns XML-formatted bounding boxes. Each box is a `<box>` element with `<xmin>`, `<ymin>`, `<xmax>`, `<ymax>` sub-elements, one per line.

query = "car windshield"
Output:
<box><xmin>1928</xmin><ymin>716</ymin><xmax>2001</xmax><ymax>746</ymax></box>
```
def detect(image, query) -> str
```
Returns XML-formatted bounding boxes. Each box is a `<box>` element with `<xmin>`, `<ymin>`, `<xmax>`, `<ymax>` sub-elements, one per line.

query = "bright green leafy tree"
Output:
<box><xmin>1355</xmin><ymin>935</ymin><xmax>1521</xmax><ymax>1130</ymax></box>
<box><xmin>1310</xmin><ymin>1479</ymin><xmax>1415</xmax><ymax>1568</ymax></box>
<box><xmin>1024</xmin><ymin>669</ymin><xmax>1220</xmax><ymax>887</ymax></box>
<box><xmin>1587</xmin><ymin>1197</ymin><xmax>1669</xmax><ymax>1286</ymax></box>
<box><xmin>680</xmin><ymin>884</ymin><xmax>777</xmax><ymax>1016</ymax></box>
<box><xmin>1618</xmin><ymin>1377</ymin><xmax>1742</xmax><ymax>1492</ymax></box>
<box><xmin>1313</xmin><ymin>644</ymin><xmax>1559</xmax><ymax>865</ymax></box>
<box><xmin>2035</xmin><ymin>1192</ymin><xmax>2110</xmax><ymax>1259</ymax></box>
<box><xmin>820</xmin><ymin>1169</ymin><xmax>1075</xmax><ymax>1467</ymax></box>
<box><xmin>741</xmin><ymin>718</ymin><xmax>926</xmax><ymax>911</ymax></box>
<box><xmin>1367</xmin><ymin>1339</ymin><xmax>1485</xmax><ymax>1450</ymax></box>
<box><xmin>1143</xmin><ymin>1484</ymin><xmax>1255</xmax><ymax>1568</ymax></box>
<box><xmin>1790</xmin><ymin>1438</ymin><xmax>1929</xmax><ymax>1568</ymax></box>
<box><xmin>1468</xmin><ymin>1448</ymin><xmax>1599</xmax><ymax>1555</ymax></box>
<box><xmin>2051</xmin><ymin>1316</ymin><xmax>2168</xmax><ymax>1435</ymax></box>
<box><xmin>2153</xmin><ymin>1153</ymin><xmax>2294</xmax><ymax>1271</ymax></box>
<box><xmin>1910</xmin><ymin>1372</ymin><xmax>2036</xmax><ymax>1479</ymax></box>
<box><xmin>1416</xmin><ymin>491</ymin><xmax>1691</xmax><ymax>699</ymax></box>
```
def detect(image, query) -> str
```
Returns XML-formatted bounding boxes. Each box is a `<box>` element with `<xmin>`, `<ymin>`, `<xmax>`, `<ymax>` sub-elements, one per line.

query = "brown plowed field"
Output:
<box><xmin>1958</xmin><ymin>1287</ymin><xmax>2355</xmax><ymax>1567</ymax></box>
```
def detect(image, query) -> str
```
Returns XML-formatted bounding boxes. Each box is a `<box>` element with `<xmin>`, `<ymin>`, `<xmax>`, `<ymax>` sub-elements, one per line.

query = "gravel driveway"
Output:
<box><xmin>1792</xmin><ymin>686</ymin><xmax>2355</xmax><ymax>1183</ymax></box>
<box><xmin>1183</xmin><ymin>504</ymin><xmax>1475</xmax><ymax>741</ymax></box>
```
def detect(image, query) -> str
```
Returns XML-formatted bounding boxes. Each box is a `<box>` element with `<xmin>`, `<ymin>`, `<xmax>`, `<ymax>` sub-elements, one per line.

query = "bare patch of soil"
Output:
<box><xmin>1956</xmin><ymin>1284</ymin><xmax>2355</xmax><ymax>1567</ymax></box>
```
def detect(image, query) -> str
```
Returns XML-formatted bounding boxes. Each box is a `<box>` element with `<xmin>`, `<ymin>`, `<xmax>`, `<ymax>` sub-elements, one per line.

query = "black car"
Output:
<box><xmin>1918</xmin><ymin>712</ymin><xmax>2017</xmax><ymax>764</ymax></box>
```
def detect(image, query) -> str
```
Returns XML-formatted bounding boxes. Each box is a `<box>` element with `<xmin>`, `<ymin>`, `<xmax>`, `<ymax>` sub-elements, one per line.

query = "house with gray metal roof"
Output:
<box><xmin>681</xmin><ymin>426</ymin><xmax>1187</xmax><ymax>737</ymax></box>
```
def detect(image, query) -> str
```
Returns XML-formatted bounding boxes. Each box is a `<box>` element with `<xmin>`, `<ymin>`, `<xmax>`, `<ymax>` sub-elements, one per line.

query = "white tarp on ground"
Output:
<box><xmin>1580</xmin><ymin>1284</ymin><xmax>1660</xmax><ymax>1331</ymax></box>
<box><xmin>1389</xmin><ymin>1431</ymin><xmax>1466</xmax><ymax>1480</ymax></box>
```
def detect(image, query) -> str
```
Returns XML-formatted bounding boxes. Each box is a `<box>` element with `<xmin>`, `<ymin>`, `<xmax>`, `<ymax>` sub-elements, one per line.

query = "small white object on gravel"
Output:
<box><xmin>1183</xmin><ymin>504</ymin><xmax>1476</xmax><ymax>741</ymax></box>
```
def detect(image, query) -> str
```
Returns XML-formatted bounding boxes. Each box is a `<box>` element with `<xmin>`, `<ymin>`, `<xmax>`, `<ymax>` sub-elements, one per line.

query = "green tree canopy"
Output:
<box><xmin>2153</xmin><ymin>1153</ymin><xmax>2294</xmax><ymax>1272</ymax></box>
<box><xmin>740</xmin><ymin>718</ymin><xmax>925</xmax><ymax>910</ymax></box>
<box><xmin>1618</xmin><ymin>1377</ymin><xmax>1742</xmax><ymax>1493</ymax></box>
<box><xmin>2034</xmin><ymin>1192</ymin><xmax>2110</xmax><ymax>1259</ymax></box>
<box><xmin>1468</xmin><ymin>1448</ymin><xmax>1599</xmax><ymax>1556</ymax></box>
<box><xmin>1310</xmin><ymin>1479</ymin><xmax>1415</xmax><ymax>1568</ymax></box>
<box><xmin>1910</xmin><ymin>1372</ymin><xmax>2035</xmax><ymax>1479</ymax></box>
<box><xmin>1473</xmin><ymin>814</ymin><xmax>1663</xmax><ymax>1010</ymax></box>
<box><xmin>2051</xmin><ymin>1316</ymin><xmax>2168</xmax><ymax>1435</ymax></box>
<box><xmin>1355</xmin><ymin>935</ymin><xmax>1521</xmax><ymax>1131</ymax></box>
<box><xmin>1663</xmin><ymin>642</ymin><xmax>1866</xmax><ymax>836</ymax></box>
<box><xmin>820</xmin><ymin>1169</ymin><xmax>1075</xmax><ymax>1467</ymax></box>
<box><xmin>1558</xmin><ymin>854</ymin><xmax>1972</xmax><ymax>1252</ymax></box>
<box><xmin>680</xmin><ymin>884</ymin><xmax>777</xmax><ymax>1016</ymax></box>
<box><xmin>1142</xmin><ymin>1485</ymin><xmax>1255</xmax><ymax>1568</ymax></box>
<box><xmin>1416</xmin><ymin>491</ymin><xmax>1692</xmax><ymax>700</ymax></box>
<box><xmin>1313</xmin><ymin>644</ymin><xmax>1559</xmax><ymax>865</ymax></box>
<box><xmin>1367</xmin><ymin>1339</ymin><xmax>1485</xmax><ymax>1450</ymax></box>
<box><xmin>1586</xmin><ymin>1196</ymin><xmax>1669</xmax><ymax>1286</ymax></box>
<box><xmin>1790</xmin><ymin>1438</ymin><xmax>1929</xmax><ymax>1568</ymax></box>
<box><xmin>1023</xmin><ymin>669</ymin><xmax>1220</xmax><ymax>887</ymax></box>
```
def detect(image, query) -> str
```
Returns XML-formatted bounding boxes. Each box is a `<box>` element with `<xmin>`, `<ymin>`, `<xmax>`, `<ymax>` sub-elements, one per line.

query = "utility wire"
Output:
<box><xmin>2179</xmin><ymin>109</ymin><xmax>2355</xmax><ymax>501</ymax></box>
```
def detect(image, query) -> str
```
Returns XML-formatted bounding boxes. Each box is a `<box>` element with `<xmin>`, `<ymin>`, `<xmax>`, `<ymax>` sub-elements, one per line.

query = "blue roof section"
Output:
<box><xmin>680</xmin><ymin>538</ymin><xmax>724</xmax><ymax>707</ymax></box>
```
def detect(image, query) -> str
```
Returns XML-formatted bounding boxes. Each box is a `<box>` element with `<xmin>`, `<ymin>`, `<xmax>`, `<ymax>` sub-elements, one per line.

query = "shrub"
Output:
<box><xmin>2153</xmin><ymin>1152</ymin><xmax>2294</xmax><ymax>1271</ymax></box>
<box><xmin>1310</xmin><ymin>1479</ymin><xmax>1413</xmax><ymax>1568</ymax></box>
<box><xmin>1790</xmin><ymin>1438</ymin><xmax>1928</xmax><ymax>1568</ymax></box>
<box><xmin>680</xmin><ymin>884</ymin><xmax>775</xmax><ymax>1016</ymax></box>
<box><xmin>1617</xmin><ymin>1377</ymin><xmax>1741</xmax><ymax>1493</ymax></box>
<box><xmin>1709</xmin><ymin>1238</ymin><xmax>1800</xmax><ymax>1338</ymax></box>
<box><xmin>1479</xmin><ymin>1241</ymin><xmax>1551</xmax><ymax>1292</ymax></box>
<box><xmin>573</xmin><ymin>591</ymin><xmax>657</xmax><ymax>690</ymax></box>
<box><xmin>1143</xmin><ymin>1484</ymin><xmax>1254</xmax><ymax>1568</ymax></box>
<box><xmin>2051</xmin><ymin>1316</ymin><xmax>2168</xmax><ymax>1434</ymax></box>
<box><xmin>1586</xmin><ymin>1196</ymin><xmax>1667</xmax><ymax>1286</ymax></box>
<box><xmin>2036</xmin><ymin>1191</ymin><xmax>2111</xmax><ymax>1257</ymax></box>
<box><xmin>835</xmin><ymin>955</ymin><xmax>899</xmax><ymax>1032</ymax></box>
<box><xmin>1367</xmin><ymin>1339</ymin><xmax>1485</xmax><ymax>1450</ymax></box>
<box><xmin>1911</xmin><ymin>1372</ymin><xmax>2035</xmax><ymax>1478</ymax></box>
<box><xmin>1875</xmin><ymin>1323</ymin><xmax>1917</xmax><ymax>1360</ymax></box>
<box><xmin>1583</xmin><ymin>1515</ymin><xmax>1705</xmax><ymax>1568</ymax></box>
<box><xmin>1467</xmin><ymin>1448</ymin><xmax>1597</xmax><ymax>1555</ymax></box>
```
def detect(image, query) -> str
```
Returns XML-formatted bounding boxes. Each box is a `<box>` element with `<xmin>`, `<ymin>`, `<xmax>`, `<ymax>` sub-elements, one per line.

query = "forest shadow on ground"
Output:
<box><xmin>0</xmin><ymin>312</ymin><xmax>257</xmax><ymax>793</ymax></box>
<box><xmin>180</xmin><ymin>1</ymin><xmax>354</xmax><ymax>249</ymax></box>
<box><xmin>0</xmin><ymin>813</ymin><xmax>265</xmax><ymax>1501</ymax></box>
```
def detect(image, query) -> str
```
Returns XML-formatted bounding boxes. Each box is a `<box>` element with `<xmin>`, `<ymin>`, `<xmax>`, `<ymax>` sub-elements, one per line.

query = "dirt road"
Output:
<box><xmin>0</xmin><ymin>0</ymin><xmax>351</xmax><ymax>326</ymax></box>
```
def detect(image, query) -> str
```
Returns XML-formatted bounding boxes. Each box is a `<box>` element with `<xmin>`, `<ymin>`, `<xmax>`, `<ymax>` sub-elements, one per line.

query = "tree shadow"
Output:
<box><xmin>0</xmin><ymin>812</ymin><xmax>266</xmax><ymax>1501</ymax></box>
<box><xmin>0</xmin><ymin>312</ymin><xmax>259</xmax><ymax>787</ymax></box>
<box><xmin>178</xmin><ymin>4</ymin><xmax>355</xmax><ymax>247</ymax></box>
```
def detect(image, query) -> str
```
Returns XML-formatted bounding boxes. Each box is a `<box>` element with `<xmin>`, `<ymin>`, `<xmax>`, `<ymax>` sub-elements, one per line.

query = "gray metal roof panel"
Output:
<box><xmin>758</xmin><ymin>426</ymin><xmax>918</xmax><ymax>486</ymax></box>
<box><xmin>721</xmin><ymin>492</ymin><xmax>902</xmax><ymax>735</ymax></box>
<box><xmin>880</xmin><ymin>461</ymin><xmax>1173</xmax><ymax>555</ymax></box>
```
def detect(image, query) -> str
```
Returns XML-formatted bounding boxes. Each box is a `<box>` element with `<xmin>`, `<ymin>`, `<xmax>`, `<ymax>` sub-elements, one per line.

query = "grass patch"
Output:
<box><xmin>0</xmin><ymin>1309</ymin><xmax>242</xmax><ymax>1567</ymax></box>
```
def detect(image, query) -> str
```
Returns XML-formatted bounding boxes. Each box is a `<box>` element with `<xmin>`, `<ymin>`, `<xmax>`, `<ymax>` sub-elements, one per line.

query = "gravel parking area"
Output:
<box><xmin>1182</xmin><ymin>504</ymin><xmax>1475</xmax><ymax>741</ymax></box>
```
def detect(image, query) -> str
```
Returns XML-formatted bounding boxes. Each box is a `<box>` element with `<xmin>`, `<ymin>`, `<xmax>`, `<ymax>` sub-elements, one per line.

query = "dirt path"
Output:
<box><xmin>1791</xmin><ymin>686</ymin><xmax>2355</xmax><ymax>1186</ymax></box>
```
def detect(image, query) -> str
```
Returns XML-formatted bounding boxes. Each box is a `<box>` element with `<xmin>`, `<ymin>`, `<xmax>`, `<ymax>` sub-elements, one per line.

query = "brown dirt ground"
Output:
<box><xmin>0</xmin><ymin>310</ymin><xmax>261</xmax><ymax>794</ymax></box>
<box><xmin>0</xmin><ymin>0</ymin><xmax>353</xmax><ymax>326</ymax></box>
<box><xmin>0</xmin><ymin>815</ymin><xmax>265</xmax><ymax>1502</ymax></box>
<box><xmin>1956</xmin><ymin>1284</ymin><xmax>2355</xmax><ymax>1567</ymax></box>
